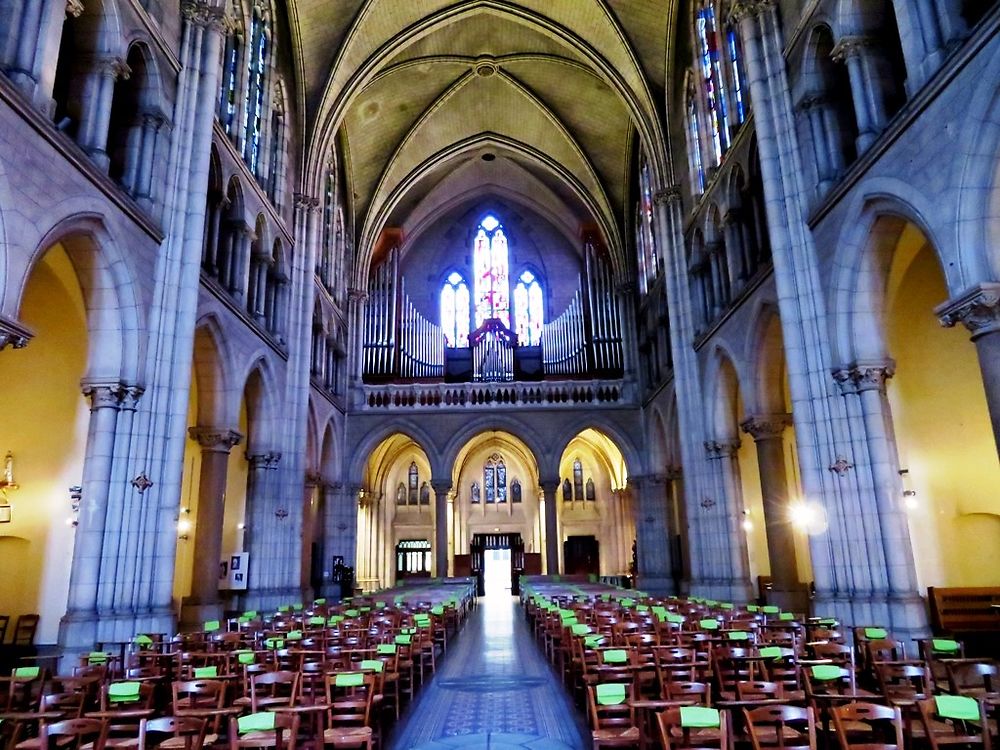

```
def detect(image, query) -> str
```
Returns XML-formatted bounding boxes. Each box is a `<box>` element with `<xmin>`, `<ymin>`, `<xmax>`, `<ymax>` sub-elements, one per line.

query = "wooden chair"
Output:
<box><xmin>829</xmin><ymin>702</ymin><xmax>903</xmax><ymax>750</ymax></box>
<box><xmin>97</xmin><ymin>682</ymin><xmax>156</xmax><ymax>749</ymax></box>
<box><xmin>663</xmin><ymin>681</ymin><xmax>712</xmax><ymax>706</ymax></box>
<box><xmin>11</xmin><ymin>617</ymin><xmax>40</xmax><ymax>647</ymax></box>
<box><xmin>737</xmin><ymin>681</ymin><xmax>787</xmax><ymax>702</ymax></box>
<box><xmin>4</xmin><ymin>668</ymin><xmax>47</xmax><ymax>713</ymax></box>
<box><xmin>743</xmin><ymin>705</ymin><xmax>816</xmax><ymax>750</ymax></box>
<box><xmin>39</xmin><ymin>719</ymin><xmax>109</xmax><ymax>750</ymax></box>
<box><xmin>657</xmin><ymin>706</ymin><xmax>730</xmax><ymax>750</ymax></box>
<box><xmin>916</xmin><ymin>696</ymin><xmax>989</xmax><ymax>750</ymax></box>
<box><xmin>246</xmin><ymin>671</ymin><xmax>299</xmax><ymax>713</ymax></box>
<box><xmin>10</xmin><ymin>692</ymin><xmax>87</xmax><ymax>750</ymax></box>
<box><xmin>228</xmin><ymin>713</ymin><xmax>298</xmax><ymax>750</ymax></box>
<box><xmin>587</xmin><ymin>683</ymin><xmax>640</xmax><ymax>748</ymax></box>
<box><xmin>171</xmin><ymin>680</ymin><xmax>226</xmax><ymax>738</ymax></box>
<box><xmin>946</xmin><ymin>662</ymin><xmax>1000</xmax><ymax>698</ymax></box>
<box><xmin>322</xmin><ymin>672</ymin><xmax>375</xmax><ymax>749</ymax></box>
<box><xmin>0</xmin><ymin>615</ymin><xmax>9</xmax><ymax>645</ymax></box>
<box><xmin>136</xmin><ymin>718</ymin><xmax>207</xmax><ymax>750</ymax></box>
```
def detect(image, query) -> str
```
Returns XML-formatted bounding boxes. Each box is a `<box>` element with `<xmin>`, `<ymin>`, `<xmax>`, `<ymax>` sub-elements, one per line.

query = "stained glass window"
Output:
<box><xmin>573</xmin><ymin>459</ymin><xmax>584</xmax><ymax>501</ymax></box>
<box><xmin>441</xmin><ymin>272</ymin><xmax>470</xmax><ymax>347</ymax></box>
<box><xmin>562</xmin><ymin>478</ymin><xmax>572</xmax><ymax>503</ymax></box>
<box><xmin>727</xmin><ymin>27</ymin><xmax>747</xmax><ymax>125</ymax></box>
<box><xmin>419</xmin><ymin>481</ymin><xmax>430</xmax><ymax>506</ymax></box>
<box><xmin>511</xmin><ymin>479</ymin><xmax>522</xmax><ymax>503</ymax></box>
<box><xmin>408</xmin><ymin>462</ymin><xmax>418</xmax><ymax>505</ymax></box>
<box><xmin>484</xmin><ymin>454</ymin><xmax>506</xmax><ymax>504</ymax></box>
<box><xmin>513</xmin><ymin>270</ymin><xmax>543</xmax><ymax>346</ymax></box>
<box><xmin>243</xmin><ymin>9</ymin><xmax>269</xmax><ymax>174</ymax></box>
<box><xmin>471</xmin><ymin>481</ymin><xmax>481</xmax><ymax>504</ymax></box>
<box><xmin>473</xmin><ymin>215</ymin><xmax>510</xmax><ymax>329</ymax></box>
<box><xmin>687</xmin><ymin>90</ymin><xmax>705</xmax><ymax>195</ymax></box>
<box><xmin>396</xmin><ymin>482</ymin><xmax>406</xmax><ymax>505</ymax></box>
<box><xmin>696</xmin><ymin>2</ymin><xmax>728</xmax><ymax>163</ymax></box>
<box><xmin>219</xmin><ymin>32</ymin><xmax>241</xmax><ymax>135</ymax></box>
<box><xmin>637</xmin><ymin>159</ymin><xmax>658</xmax><ymax>289</ymax></box>
<box><xmin>586</xmin><ymin>478</ymin><xmax>596</xmax><ymax>501</ymax></box>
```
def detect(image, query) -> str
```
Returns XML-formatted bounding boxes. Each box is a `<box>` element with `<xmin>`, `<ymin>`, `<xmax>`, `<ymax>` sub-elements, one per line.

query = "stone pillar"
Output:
<box><xmin>937</xmin><ymin>283</ymin><xmax>1000</xmax><ymax>454</ymax></box>
<box><xmin>183</xmin><ymin>427</ymin><xmax>241</xmax><ymax>622</ymax></box>
<box><xmin>6</xmin><ymin>0</ymin><xmax>45</xmax><ymax>91</ymax></box>
<box><xmin>79</xmin><ymin>56</ymin><xmax>130</xmax><ymax>171</ymax></box>
<box><xmin>797</xmin><ymin>93</ymin><xmax>843</xmax><ymax>193</ymax></box>
<box><xmin>431</xmin><ymin>480</ymin><xmax>451</xmax><ymax>578</ymax></box>
<box><xmin>347</xmin><ymin>287</ymin><xmax>368</xmax><ymax>383</ymax></box>
<box><xmin>302</xmin><ymin>473</ymin><xmax>321</xmax><ymax>593</ymax></box>
<box><xmin>630</xmin><ymin>474</ymin><xmax>675</xmax><ymax>595</ymax></box>
<box><xmin>831</xmin><ymin>36</ymin><xmax>887</xmax><ymax>154</ymax></box>
<box><xmin>64</xmin><ymin>383</ymin><xmax>123</xmax><ymax>615</ymax></box>
<box><xmin>740</xmin><ymin>415</ymin><xmax>796</xmax><ymax>582</ymax></box>
<box><xmin>705</xmin><ymin>439</ymin><xmax>754</xmax><ymax>601</ymax></box>
<box><xmin>133</xmin><ymin>112</ymin><xmax>164</xmax><ymax>208</ymax></box>
<box><xmin>231</xmin><ymin>224</ymin><xmax>254</xmax><ymax>300</ymax></box>
<box><xmin>244</xmin><ymin>452</ymin><xmax>281</xmax><ymax>597</ymax></box>
<box><xmin>540</xmin><ymin>478</ymin><xmax>560</xmax><ymax>576</ymax></box>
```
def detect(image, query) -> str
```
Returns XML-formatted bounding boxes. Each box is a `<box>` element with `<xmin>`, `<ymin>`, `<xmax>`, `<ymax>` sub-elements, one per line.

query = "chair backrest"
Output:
<box><xmin>250</xmin><ymin>670</ymin><xmax>299</xmax><ymax>711</ymax></box>
<box><xmin>587</xmin><ymin>683</ymin><xmax>636</xmax><ymax>733</ymax></box>
<box><xmin>40</xmin><ymin>692</ymin><xmax>86</xmax><ymax>719</ymax></box>
<box><xmin>99</xmin><ymin>681</ymin><xmax>155</xmax><ymax>711</ymax></box>
<box><xmin>7</xmin><ymin>666</ymin><xmax>47</xmax><ymax>711</ymax></box>
<box><xmin>41</xmin><ymin>718</ymin><xmax>110</xmax><ymax>750</ymax></box>
<box><xmin>138</xmin><ymin>717</ymin><xmax>207</xmax><ymax>750</ymax></box>
<box><xmin>915</xmin><ymin>697</ymin><xmax>988</xmax><ymax>750</ymax></box>
<box><xmin>946</xmin><ymin>661</ymin><xmax>999</xmax><ymax>696</ymax></box>
<box><xmin>657</xmin><ymin>706</ymin><xmax>730</xmax><ymax>750</ymax></box>
<box><xmin>810</xmin><ymin>643</ymin><xmax>854</xmax><ymax>667</ymax></box>
<box><xmin>0</xmin><ymin>614</ymin><xmax>9</xmax><ymax>645</ymax></box>
<box><xmin>743</xmin><ymin>704</ymin><xmax>816</xmax><ymax>750</ymax></box>
<box><xmin>875</xmin><ymin>663</ymin><xmax>929</xmax><ymax>699</ymax></box>
<box><xmin>829</xmin><ymin>702</ymin><xmax>903</xmax><ymax>750</ymax></box>
<box><xmin>803</xmin><ymin>666</ymin><xmax>855</xmax><ymax>699</ymax></box>
<box><xmin>865</xmin><ymin>639</ymin><xmax>906</xmax><ymax>665</ymax></box>
<box><xmin>172</xmin><ymin>680</ymin><xmax>226</xmax><ymax>710</ymax></box>
<box><xmin>737</xmin><ymin>680</ymin><xmax>785</xmax><ymax>701</ymax></box>
<box><xmin>12</xmin><ymin>615</ymin><xmax>40</xmax><ymax>646</ymax></box>
<box><xmin>228</xmin><ymin>712</ymin><xmax>298</xmax><ymax>750</ymax></box>
<box><xmin>324</xmin><ymin>672</ymin><xmax>375</xmax><ymax>731</ymax></box>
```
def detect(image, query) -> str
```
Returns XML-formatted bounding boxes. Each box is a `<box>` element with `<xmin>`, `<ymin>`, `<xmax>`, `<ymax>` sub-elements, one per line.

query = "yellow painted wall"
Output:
<box><xmin>221</xmin><ymin>402</ymin><xmax>249</xmax><ymax>558</ymax></box>
<box><xmin>737</xmin><ymin>430</ymin><xmax>769</xmax><ymax>583</ymax></box>
<box><xmin>886</xmin><ymin>236</ymin><xmax>1000</xmax><ymax>588</ymax></box>
<box><xmin>172</xmin><ymin>370</ymin><xmax>201</xmax><ymax>609</ymax></box>
<box><xmin>0</xmin><ymin>244</ymin><xmax>90</xmax><ymax>643</ymax></box>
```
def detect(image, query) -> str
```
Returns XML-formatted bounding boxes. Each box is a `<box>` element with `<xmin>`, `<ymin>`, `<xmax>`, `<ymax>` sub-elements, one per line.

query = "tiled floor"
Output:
<box><xmin>387</xmin><ymin>595</ymin><xmax>590</xmax><ymax>750</ymax></box>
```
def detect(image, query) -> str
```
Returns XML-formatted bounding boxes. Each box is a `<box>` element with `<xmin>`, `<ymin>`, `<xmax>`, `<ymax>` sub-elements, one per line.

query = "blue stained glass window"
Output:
<box><xmin>472</xmin><ymin>215</ymin><xmax>510</xmax><ymax>329</ymax></box>
<box><xmin>243</xmin><ymin>11</ymin><xmax>269</xmax><ymax>173</ymax></box>
<box><xmin>484</xmin><ymin>454</ymin><xmax>505</xmax><ymax>504</ymax></box>
<box><xmin>220</xmin><ymin>36</ymin><xmax>240</xmax><ymax>134</ymax></box>
<box><xmin>687</xmin><ymin>92</ymin><xmax>705</xmax><ymax>194</ymax></box>
<box><xmin>484</xmin><ymin>465</ymin><xmax>495</xmax><ymax>503</ymax></box>
<box><xmin>573</xmin><ymin>459</ymin><xmax>584</xmax><ymax>502</ymax></box>
<box><xmin>408</xmin><ymin>462</ymin><xmax>418</xmax><ymax>505</ymax></box>
<box><xmin>727</xmin><ymin>28</ymin><xmax>747</xmax><ymax>124</ymax></box>
<box><xmin>513</xmin><ymin>270</ymin><xmax>543</xmax><ymax>346</ymax></box>
<box><xmin>696</xmin><ymin>3</ymin><xmax>729</xmax><ymax>162</ymax></box>
<box><xmin>441</xmin><ymin>272</ymin><xmax>470</xmax><ymax>348</ymax></box>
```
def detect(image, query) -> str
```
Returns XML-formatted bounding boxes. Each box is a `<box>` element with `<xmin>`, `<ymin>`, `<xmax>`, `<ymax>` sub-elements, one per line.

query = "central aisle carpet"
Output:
<box><xmin>388</xmin><ymin>594</ymin><xmax>590</xmax><ymax>750</ymax></box>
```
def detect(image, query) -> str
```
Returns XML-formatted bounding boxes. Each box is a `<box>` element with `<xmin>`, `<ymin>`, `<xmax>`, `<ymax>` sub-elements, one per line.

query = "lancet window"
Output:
<box><xmin>513</xmin><ymin>270</ymin><xmax>543</xmax><ymax>346</ymax></box>
<box><xmin>441</xmin><ymin>272</ymin><xmax>471</xmax><ymax>348</ymax></box>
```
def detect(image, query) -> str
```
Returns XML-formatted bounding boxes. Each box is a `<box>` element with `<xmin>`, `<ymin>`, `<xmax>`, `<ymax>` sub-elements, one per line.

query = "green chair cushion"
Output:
<box><xmin>238</xmin><ymin>713</ymin><xmax>275</xmax><ymax>734</ymax></box>
<box><xmin>584</xmin><ymin>635</ymin><xmax>606</xmax><ymax>649</ymax></box>
<box><xmin>238</xmin><ymin>652</ymin><xmax>257</xmax><ymax>665</ymax></box>
<box><xmin>761</xmin><ymin>605</ymin><xmax>780</xmax><ymax>614</ymax></box>
<box><xmin>720</xmin><ymin>603</ymin><xmax>734</xmax><ymax>610</ymax></box>
<box><xmin>328</xmin><ymin>615</ymin><xmax>345</xmax><ymax>625</ymax></box>
<box><xmin>313</xmin><ymin>599</ymin><xmax>326</xmax><ymax>606</ymax></box>
<box><xmin>727</xmin><ymin>631</ymin><xmax>749</xmax><ymax>641</ymax></box>
<box><xmin>377</xmin><ymin>644</ymin><xmax>397</xmax><ymax>655</ymax></box>
<box><xmin>699</xmin><ymin>619</ymin><xmax>720</xmax><ymax>630</ymax></box>
<box><xmin>811</xmin><ymin>665</ymin><xmax>843</xmax><ymax>681</ymax></box>
<box><xmin>203</xmin><ymin>620</ymin><xmax>221</xmax><ymax>632</ymax></box>
<box><xmin>595</xmin><ymin>683</ymin><xmax>627</xmax><ymax>706</ymax></box>
<box><xmin>778</xmin><ymin>612</ymin><xmax>795</xmax><ymax>621</ymax></box>
<box><xmin>12</xmin><ymin>667</ymin><xmax>40</xmax><ymax>679</ymax></box>
<box><xmin>561</xmin><ymin>616</ymin><xmax>578</xmax><ymax>627</ymax></box>
<box><xmin>344</xmin><ymin>609</ymin><xmax>359</xmax><ymax>617</ymax></box>
<box><xmin>243</xmin><ymin>611</ymin><xmax>258</xmax><ymax>619</ymax></box>
<box><xmin>571</xmin><ymin>624</ymin><xmax>592</xmax><ymax>636</ymax></box>
<box><xmin>602</xmin><ymin>649</ymin><xmax>628</xmax><ymax>664</ymax></box>
<box><xmin>394</xmin><ymin>635</ymin><xmax>412</xmax><ymax>645</ymax></box>
<box><xmin>935</xmin><ymin>695</ymin><xmax>979</xmax><ymax>721</ymax></box>
<box><xmin>264</xmin><ymin>638</ymin><xmax>285</xmax><ymax>649</ymax></box>
<box><xmin>431</xmin><ymin>606</ymin><xmax>444</xmax><ymax>615</ymax></box>
<box><xmin>759</xmin><ymin>646</ymin><xmax>782</xmax><ymax>659</ymax></box>
<box><xmin>360</xmin><ymin>659</ymin><xmax>384</xmax><ymax>673</ymax></box>
<box><xmin>746</xmin><ymin>605</ymin><xmax>760</xmax><ymax>612</ymax></box>
<box><xmin>864</xmin><ymin>627</ymin><xmax>888</xmax><ymax>639</ymax></box>
<box><xmin>134</xmin><ymin>635</ymin><xmax>153</xmax><ymax>646</ymax></box>
<box><xmin>680</xmin><ymin>706</ymin><xmax>721</xmax><ymax>728</ymax></box>
<box><xmin>286</xmin><ymin>630</ymin><xmax>302</xmax><ymax>640</ymax></box>
<box><xmin>665</xmin><ymin>613</ymin><xmax>685</xmax><ymax>624</ymax></box>
<box><xmin>932</xmin><ymin>638</ymin><xmax>961</xmax><ymax>653</ymax></box>
<box><xmin>335</xmin><ymin>672</ymin><xmax>365</xmax><ymax>687</ymax></box>
<box><xmin>88</xmin><ymin>652</ymin><xmax>110</xmax><ymax>664</ymax></box>
<box><xmin>194</xmin><ymin>666</ymin><xmax>218</xmax><ymax>678</ymax></box>
<box><xmin>108</xmin><ymin>682</ymin><xmax>142</xmax><ymax>703</ymax></box>
<box><xmin>308</xmin><ymin>616</ymin><xmax>326</xmax><ymax>626</ymax></box>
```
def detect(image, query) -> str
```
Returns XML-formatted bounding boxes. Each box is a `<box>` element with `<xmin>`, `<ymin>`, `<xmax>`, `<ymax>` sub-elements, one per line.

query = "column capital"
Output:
<box><xmin>831</xmin><ymin>35</ymin><xmax>877</xmax><ymax>62</ymax></box>
<box><xmin>704</xmin><ymin>439</ymin><xmax>740</xmax><ymax>458</ymax></box>
<box><xmin>728</xmin><ymin>0</ymin><xmax>776</xmax><ymax>24</ymax></box>
<box><xmin>190</xmin><ymin>426</ymin><xmax>243</xmax><ymax>453</ymax></box>
<box><xmin>181</xmin><ymin>0</ymin><xmax>228</xmax><ymax>31</ymax></box>
<box><xmin>66</xmin><ymin>0</ymin><xmax>85</xmax><ymax>18</ymax></box>
<box><xmin>0</xmin><ymin>315</ymin><xmax>33</xmax><ymax>350</ymax></box>
<box><xmin>118</xmin><ymin>385</ymin><xmax>145</xmax><ymax>411</ymax></box>
<box><xmin>430</xmin><ymin>480</ymin><xmax>452</xmax><ymax>496</ymax></box>
<box><xmin>247</xmin><ymin>452</ymin><xmax>281</xmax><ymax>469</ymax></box>
<box><xmin>91</xmin><ymin>55</ymin><xmax>130</xmax><ymax>80</ymax></box>
<box><xmin>293</xmin><ymin>193</ymin><xmax>321</xmax><ymax>212</ymax></box>
<box><xmin>304</xmin><ymin>471</ymin><xmax>323</xmax><ymax>487</ymax></box>
<box><xmin>653</xmin><ymin>186</ymin><xmax>683</xmax><ymax>206</ymax></box>
<box><xmin>81</xmin><ymin>382</ymin><xmax>125</xmax><ymax>410</ymax></box>
<box><xmin>538</xmin><ymin>477</ymin><xmax>561</xmax><ymax>494</ymax></box>
<box><xmin>347</xmin><ymin>287</ymin><xmax>368</xmax><ymax>302</ymax></box>
<box><xmin>796</xmin><ymin>90</ymin><xmax>831</xmax><ymax>112</ymax></box>
<box><xmin>740</xmin><ymin>413</ymin><xmax>791</xmax><ymax>440</ymax></box>
<box><xmin>665</xmin><ymin>465</ymin><xmax>683</xmax><ymax>481</ymax></box>
<box><xmin>935</xmin><ymin>282</ymin><xmax>1000</xmax><ymax>340</ymax></box>
<box><xmin>832</xmin><ymin>360</ymin><xmax>895</xmax><ymax>394</ymax></box>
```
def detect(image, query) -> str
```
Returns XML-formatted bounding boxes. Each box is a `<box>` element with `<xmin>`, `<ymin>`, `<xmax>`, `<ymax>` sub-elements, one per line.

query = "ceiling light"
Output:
<box><xmin>481</xmin><ymin>153</ymin><xmax>496</xmax><ymax>162</ymax></box>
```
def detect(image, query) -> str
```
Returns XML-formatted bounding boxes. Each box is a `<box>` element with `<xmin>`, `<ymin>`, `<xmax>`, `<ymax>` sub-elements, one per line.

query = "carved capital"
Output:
<box><xmin>935</xmin><ymin>283</ymin><xmax>1000</xmax><ymax>340</ymax></box>
<box><xmin>119</xmin><ymin>385</ymin><xmax>145</xmax><ymax>411</ymax></box>
<box><xmin>430</xmin><ymin>481</ymin><xmax>452</xmax><ymax>497</ymax></box>
<box><xmin>65</xmin><ymin>0</ymin><xmax>84</xmax><ymax>17</ymax></box>
<box><xmin>182</xmin><ymin>0</ymin><xmax>228</xmax><ymax>31</ymax></box>
<box><xmin>0</xmin><ymin>316</ymin><xmax>33</xmax><ymax>351</ymax></box>
<box><xmin>665</xmin><ymin>465</ymin><xmax>683</xmax><ymax>481</ymax></box>
<box><xmin>190</xmin><ymin>427</ymin><xmax>243</xmax><ymax>453</ymax></box>
<box><xmin>728</xmin><ymin>0</ymin><xmax>776</xmax><ymax>24</ymax></box>
<box><xmin>704</xmin><ymin>439</ymin><xmax>740</xmax><ymax>458</ymax></box>
<box><xmin>347</xmin><ymin>287</ymin><xmax>368</xmax><ymax>302</ymax></box>
<box><xmin>82</xmin><ymin>382</ymin><xmax>124</xmax><ymax>410</ymax></box>
<box><xmin>740</xmin><ymin>413</ymin><xmax>791</xmax><ymax>440</ymax></box>
<box><xmin>293</xmin><ymin>192</ymin><xmax>321</xmax><ymax>211</ymax></box>
<box><xmin>831</xmin><ymin>36</ymin><xmax>876</xmax><ymax>62</ymax></box>
<box><xmin>653</xmin><ymin>186</ymin><xmax>683</xmax><ymax>206</ymax></box>
<box><xmin>304</xmin><ymin>471</ymin><xmax>323</xmax><ymax>487</ymax></box>
<box><xmin>247</xmin><ymin>452</ymin><xmax>281</xmax><ymax>469</ymax></box>
<box><xmin>538</xmin><ymin>477</ymin><xmax>561</xmax><ymax>494</ymax></box>
<box><xmin>832</xmin><ymin>360</ymin><xmax>895</xmax><ymax>394</ymax></box>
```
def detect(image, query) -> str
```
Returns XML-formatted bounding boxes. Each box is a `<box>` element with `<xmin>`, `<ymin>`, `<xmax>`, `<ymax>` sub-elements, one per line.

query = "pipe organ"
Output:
<box><xmin>361</xmin><ymin>245</ymin><xmax>624</xmax><ymax>382</ymax></box>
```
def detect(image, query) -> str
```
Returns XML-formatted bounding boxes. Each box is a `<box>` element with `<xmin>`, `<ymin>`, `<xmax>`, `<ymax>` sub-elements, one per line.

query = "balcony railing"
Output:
<box><xmin>355</xmin><ymin>378</ymin><xmax>634</xmax><ymax>411</ymax></box>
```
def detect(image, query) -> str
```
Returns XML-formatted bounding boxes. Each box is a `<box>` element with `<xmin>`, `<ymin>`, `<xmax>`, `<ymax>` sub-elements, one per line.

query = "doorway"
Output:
<box><xmin>564</xmin><ymin>535</ymin><xmax>600</xmax><ymax>576</ymax></box>
<box><xmin>483</xmin><ymin>549</ymin><xmax>512</xmax><ymax>597</ymax></box>
<box><xmin>470</xmin><ymin>532</ymin><xmax>524</xmax><ymax>595</ymax></box>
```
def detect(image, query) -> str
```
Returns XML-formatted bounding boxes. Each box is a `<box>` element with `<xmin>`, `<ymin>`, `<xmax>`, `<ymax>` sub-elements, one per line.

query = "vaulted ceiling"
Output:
<box><xmin>285</xmin><ymin>1</ymin><xmax>675</xmax><ymax>279</ymax></box>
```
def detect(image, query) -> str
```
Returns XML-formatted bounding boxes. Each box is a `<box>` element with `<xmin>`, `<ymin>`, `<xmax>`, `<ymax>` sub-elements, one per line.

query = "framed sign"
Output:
<box><xmin>219</xmin><ymin>552</ymin><xmax>249</xmax><ymax>590</ymax></box>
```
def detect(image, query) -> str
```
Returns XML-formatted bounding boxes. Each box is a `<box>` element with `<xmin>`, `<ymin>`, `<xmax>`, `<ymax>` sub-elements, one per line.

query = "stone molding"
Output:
<box><xmin>704</xmin><ymin>439</ymin><xmax>740</xmax><ymax>458</ymax></box>
<box><xmin>66</xmin><ymin>0</ymin><xmax>85</xmax><ymax>18</ymax></box>
<box><xmin>181</xmin><ymin>0</ymin><xmax>228</xmax><ymax>31</ymax></box>
<box><xmin>728</xmin><ymin>0</ymin><xmax>776</xmax><ymax>24</ymax></box>
<box><xmin>0</xmin><ymin>316</ymin><xmax>34</xmax><ymax>350</ymax></box>
<box><xmin>189</xmin><ymin>426</ymin><xmax>243</xmax><ymax>453</ymax></box>
<box><xmin>831</xmin><ymin>36</ymin><xmax>877</xmax><ymax>63</ymax></box>
<box><xmin>935</xmin><ymin>282</ymin><xmax>1000</xmax><ymax>339</ymax></box>
<box><xmin>653</xmin><ymin>186</ymin><xmax>682</xmax><ymax>206</ymax></box>
<box><xmin>832</xmin><ymin>360</ymin><xmax>895</xmax><ymax>394</ymax></box>
<box><xmin>740</xmin><ymin>413</ymin><xmax>791</xmax><ymax>440</ymax></box>
<box><xmin>82</xmin><ymin>382</ymin><xmax>125</xmax><ymax>410</ymax></box>
<box><xmin>247</xmin><ymin>452</ymin><xmax>281</xmax><ymax>469</ymax></box>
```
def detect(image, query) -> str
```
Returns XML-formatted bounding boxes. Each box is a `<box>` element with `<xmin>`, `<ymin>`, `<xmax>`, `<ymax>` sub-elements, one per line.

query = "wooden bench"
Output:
<box><xmin>928</xmin><ymin>586</ymin><xmax>1000</xmax><ymax>634</ymax></box>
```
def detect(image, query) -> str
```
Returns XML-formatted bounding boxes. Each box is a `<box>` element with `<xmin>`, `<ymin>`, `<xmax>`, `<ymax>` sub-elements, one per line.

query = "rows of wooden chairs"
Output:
<box><xmin>522</xmin><ymin>587</ymin><xmax>999</xmax><ymax>750</ymax></box>
<box><xmin>0</xmin><ymin>591</ymin><xmax>475</xmax><ymax>750</ymax></box>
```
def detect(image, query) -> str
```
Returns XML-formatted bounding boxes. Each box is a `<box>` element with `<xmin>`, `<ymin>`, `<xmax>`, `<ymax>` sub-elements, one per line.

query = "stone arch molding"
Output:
<box><xmin>12</xmin><ymin>211</ymin><xmax>144</xmax><ymax>385</ymax></box>
<box><xmin>439</xmin><ymin>415</ymin><xmax>548</xmax><ymax>482</ymax></box>
<box><xmin>550</xmin><ymin>414</ymin><xmax>641</xmax><ymax>480</ymax></box>
<box><xmin>348</xmin><ymin>420</ymin><xmax>442</xmax><ymax>487</ymax></box>
<box><xmin>828</xmin><ymin>183</ymin><xmax>954</xmax><ymax>366</ymax></box>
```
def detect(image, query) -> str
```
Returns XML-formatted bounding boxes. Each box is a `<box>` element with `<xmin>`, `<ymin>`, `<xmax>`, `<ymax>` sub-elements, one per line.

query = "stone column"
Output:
<box><xmin>133</xmin><ymin>112</ymin><xmax>164</xmax><ymax>208</ymax></box>
<box><xmin>705</xmin><ymin>439</ymin><xmax>754</xmax><ymax>601</ymax></box>
<box><xmin>184</xmin><ymin>427</ymin><xmax>241</xmax><ymax>621</ymax></box>
<box><xmin>64</xmin><ymin>383</ymin><xmax>123</xmax><ymax>615</ymax></box>
<box><xmin>665</xmin><ymin>466</ymin><xmax>690</xmax><ymax>594</ymax></box>
<box><xmin>540</xmin><ymin>478</ymin><xmax>560</xmax><ymax>575</ymax></box>
<box><xmin>231</xmin><ymin>224</ymin><xmax>254</xmax><ymax>300</ymax></box>
<box><xmin>740</xmin><ymin>415</ymin><xmax>797</xmax><ymax>583</ymax></box>
<box><xmin>244</xmin><ymin>452</ymin><xmax>281</xmax><ymax>596</ymax></box>
<box><xmin>797</xmin><ymin>93</ymin><xmax>841</xmax><ymax>193</ymax></box>
<box><xmin>937</xmin><ymin>283</ymin><xmax>1000</xmax><ymax>454</ymax></box>
<box><xmin>431</xmin><ymin>480</ymin><xmax>451</xmax><ymax>578</ymax></box>
<box><xmin>79</xmin><ymin>56</ymin><xmax>130</xmax><ymax>171</ymax></box>
<box><xmin>347</xmin><ymin>287</ymin><xmax>368</xmax><ymax>383</ymax></box>
<box><xmin>630</xmin><ymin>474</ymin><xmax>675</xmax><ymax>595</ymax></box>
<box><xmin>302</xmin><ymin>473</ymin><xmax>321</xmax><ymax>593</ymax></box>
<box><xmin>6</xmin><ymin>0</ymin><xmax>45</xmax><ymax>91</ymax></box>
<box><xmin>831</xmin><ymin>36</ymin><xmax>886</xmax><ymax>154</ymax></box>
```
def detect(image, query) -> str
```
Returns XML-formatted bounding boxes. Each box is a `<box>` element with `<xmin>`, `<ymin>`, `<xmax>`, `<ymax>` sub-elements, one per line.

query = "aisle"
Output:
<box><xmin>387</xmin><ymin>595</ymin><xmax>590</xmax><ymax>750</ymax></box>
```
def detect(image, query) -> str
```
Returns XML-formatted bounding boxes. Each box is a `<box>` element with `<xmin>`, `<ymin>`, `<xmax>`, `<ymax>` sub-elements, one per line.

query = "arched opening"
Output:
<box><xmin>106</xmin><ymin>44</ymin><xmax>152</xmax><ymax>190</ymax></box>
<box><xmin>359</xmin><ymin>433</ymin><xmax>434</xmax><ymax>590</ymax></box>
<box><xmin>451</xmin><ymin>430</ymin><xmax>541</xmax><ymax>592</ymax></box>
<box><xmin>0</xmin><ymin>242</ymin><xmax>90</xmax><ymax>643</ymax></box>
<box><xmin>557</xmin><ymin>428</ymin><xmax>631</xmax><ymax>581</ymax></box>
<box><xmin>876</xmin><ymin>219</ymin><xmax>1000</xmax><ymax>588</ymax></box>
<box><xmin>802</xmin><ymin>25</ymin><xmax>858</xmax><ymax>176</ymax></box>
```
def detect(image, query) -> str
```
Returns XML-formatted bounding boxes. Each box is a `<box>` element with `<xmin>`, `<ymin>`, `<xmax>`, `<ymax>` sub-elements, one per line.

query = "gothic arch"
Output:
<box><xmin>238</xmin><ymin>357</ymin><xmax>281</xmax><ymax>453</ymax></box>
<box><xmin>745</xmin><ymin>302</ymin><xmax>787</xmax><ymax>416</ymax></box>
<box><xmin>705</xmin><ymin>345</ymin><xmax>745</xmax><ymax>441</ymax></box>
<box><xmin>348</xmin><ymin>419</ymin><xmax>439</xmax><ymax>485</ymax></box>
<box><xmin>439</xmin><ymin>415</ymin><xmax>547</xmax><ymax>481</ymax></box>
<box><xmin>192</xmin><ymin>315</ymin><xmax>235</xmax><ymax>428</ymax></box>
<box><xmin>552</xmin><ymin>416</ymin><xmax>640</xmax><ymax>478</ymax></box>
